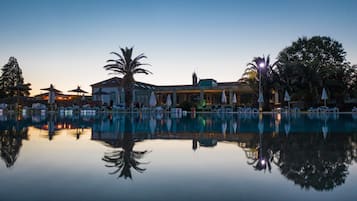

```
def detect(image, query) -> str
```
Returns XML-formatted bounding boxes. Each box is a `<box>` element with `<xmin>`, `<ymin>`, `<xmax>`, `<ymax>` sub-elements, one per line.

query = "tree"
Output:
<box><xmin>241</xmin><ymin>55</ymin><xmax>278</xmax><ymax>110</ymax></box>
<box><xmin>350</xmin><ymin>65</ymin><xmax>357</xmax><ymax>98</ymax></box>
<box><xmin>275</xmin><ymin>36</ymin><xmax>351</xmax><ymax>107</ymax></box>
<box><xmin>0</xmin><ymin>57</ymin><xmax>30</xmax><ymax>98</ymax></box>
<box><xmin>0</xmin><ymin>119</ymin><xmax>29</xmax><ymax>168</ymax></box>
<box><xmin>103</xmin><ymin>47</ymin><xmax>151</xmax><ymax>108</ymax></box>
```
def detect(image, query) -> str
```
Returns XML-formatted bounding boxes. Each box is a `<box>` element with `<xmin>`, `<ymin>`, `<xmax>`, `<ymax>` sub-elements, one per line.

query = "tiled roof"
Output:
<box><xmin>91</xmin><ymin>77</ymin><xmax>156</xmax><ymax>90</ymax></box>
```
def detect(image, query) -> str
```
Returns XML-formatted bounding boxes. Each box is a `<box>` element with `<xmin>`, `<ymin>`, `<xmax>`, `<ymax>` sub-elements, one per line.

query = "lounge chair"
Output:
<box><xmin>291</xmin><ymin>107</ymin><xmax>301</xmax><ymax>113</ymax></box>
<box><xmin>251</xmin><ymin>108</ymin><xmax>259</xmax><ymax>113</ymax></box>
<box><xmin>307</xmin><ymin>107</ymin><xmax>318</xmax><ymax>113</ymax></box>
<box><xmin>352</xmin><ymin>107</ymin><xmax>357</xmax><ymax>113</ymax></box>
<box><xmin>0</xmin><ymin>103</ymin><xmax>7</xmax><ymax>115</ymax></box>
<box><xmin>328</xmin><ymin>107</ymin><xmax>339</xmax><ymax>113</ymax></box>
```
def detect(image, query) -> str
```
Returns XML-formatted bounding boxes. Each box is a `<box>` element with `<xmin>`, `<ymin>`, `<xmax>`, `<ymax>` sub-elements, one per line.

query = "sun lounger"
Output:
<box><xmin>352</xmin><ymin>107</ymin><xmax>357</xmax><ymax>113</ymax></box>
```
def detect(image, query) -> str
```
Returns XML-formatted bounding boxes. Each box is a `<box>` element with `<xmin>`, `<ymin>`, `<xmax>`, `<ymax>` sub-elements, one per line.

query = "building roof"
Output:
<box><xmin>90</xmin><ymin>77</ymin><xmax>122</xmax><ymax>88</ymax></box>
<box><xmin>91</xmin><ymin>77</ymin><xmax>252</xmax><ymax>93</ymax></box>
<box><xmin>91</xmin><ymin>77</ymin><xmax>156</xmax><ymax>90</ymax></box>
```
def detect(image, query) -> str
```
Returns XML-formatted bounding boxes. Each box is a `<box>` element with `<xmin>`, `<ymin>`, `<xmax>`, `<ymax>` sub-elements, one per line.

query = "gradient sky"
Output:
<box><xmin>0</xmin><ymin>0</ymin><xmax>356</xmax><ymax>95</ymax></box>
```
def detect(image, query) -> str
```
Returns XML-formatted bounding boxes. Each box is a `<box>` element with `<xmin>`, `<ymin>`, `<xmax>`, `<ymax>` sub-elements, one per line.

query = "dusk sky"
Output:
<box><xmin>0</xmin><ymin>0</ymin><xmax>356</xmax><ymax>95</ymax></box>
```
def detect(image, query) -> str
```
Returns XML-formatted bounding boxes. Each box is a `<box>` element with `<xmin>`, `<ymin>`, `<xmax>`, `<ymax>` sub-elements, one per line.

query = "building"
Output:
<box><xmin>90</xmin><ymin>73</ymin><xmax>255</xmax><ymax>108</ymax></box>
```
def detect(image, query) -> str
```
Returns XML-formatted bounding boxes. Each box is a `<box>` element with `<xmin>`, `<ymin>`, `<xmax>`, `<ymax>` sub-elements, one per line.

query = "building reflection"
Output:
<box><xmin>0</xmin><ymin>112</ymin><xmax>356</xmax><ymax>188</ymax></box>
<box><xmin>33</xmin><ymin>114</ymin><xmax>94</xmax><ymax>140</ymax></box>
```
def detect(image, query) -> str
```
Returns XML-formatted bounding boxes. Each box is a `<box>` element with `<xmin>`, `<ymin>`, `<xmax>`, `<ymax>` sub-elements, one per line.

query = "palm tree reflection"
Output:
<box><xmin>246</xmin><ymin>119</ymin><xmax>272</xmax><ymax>172</ymax></box>
<box><xmin>102</xmin><ymin>133</ymin><xmax>149</xmax><ymax>179</ymax></box>
<box><xmin>246</xmin><ymin>137</ymin><xmax>273</xmax><ymax>172</ymax></box>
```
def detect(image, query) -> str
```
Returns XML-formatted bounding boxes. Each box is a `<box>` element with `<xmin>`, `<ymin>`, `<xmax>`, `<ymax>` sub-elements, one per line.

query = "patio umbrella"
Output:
<box><xmin>284</xmin><ymin>91</ymin><xmax>291</xmax><ymax>102</ymax></box>
<box><xmin>321</xmin><ymin>88</ymin><xmax>328</xmax><ymax>107</ymax></box>
<box><xmin>232</xmin><ymin>121</ymin><xmax>237</xmax><ymax>133</ymax></box>
<box><xmin>221</xmin><ymin>90</ymin><xmax>227</xmax><ymax>104</ymax></box>
<box><xmin>284</xmin><ymin>90</ymin><xmax>291</xmax><ymax>110</ymax></box>
<box><xmin>166</xmin><ymin>118</ymin><xmax>172</xmax><ymax>131</ymax></box>
<box><xmin>149</xmin><ymin>91</ymin><xmax>157</xmax><ymax>107</ymax></box>
<box><xmin>221</xmin><ymin>121</ymin><xmax>227</xmax><ymax>135</ymax></box>
<box><xmin>149</xmin><ymin>117</ymin><xmax>156</xmax><ymax>134</ymax></box>
<box><xmin>41</xmin><ymin>84</ymin><xmax>61</xmax><ymax>108</ymax></box>
<box><xmin>41</xmin><ymin>84</ymin><xmax>62</xmax><ymax>93</ymax></box>
<box><xmin>284</xmin><ymin>123</ymin><xmax>291</xmax><ymax>136</ymax></box>
<box><xmin>68</xmin><ymin>86</ymin><xmax>88</xmax><ymax>95</ymax></box>
<box><xmin>232</xmin><ymin>93</ymin><xmax>237</xmax><ymax>104</ymax></box>
<box><xmin>166</xmin><ymin>94</ymin><xmax>172</xmax><ymax>108</ymax></box>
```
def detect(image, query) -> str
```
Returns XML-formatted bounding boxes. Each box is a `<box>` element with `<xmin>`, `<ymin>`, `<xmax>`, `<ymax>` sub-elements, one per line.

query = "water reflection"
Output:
<box><xmin>0</xmin><ymin>119</ymin><xmax>28</xmax><ymax>167</ymax></box>
<box><xmin>0</xmin><ymin>113</ymin><xmax>356</xmax><ymax>190</ymax></box>
<box><xmin>238</xmin><ymin>113</ymin><xmax>357</xmax><ymax>191</ymax></box>
<box><xmin>251</xmin><ymin>117</ymin><xmax>272</xmax><ymax>172</ymax></box>
<box><xmin>276</xmin><ymin>134</ymin><xmax>354</xmax><ymax>191</ymax></box>
<box><xmin>102</xmin><ymin>132</ymin><xmax>149</xmax><ymax>179</ymax></box>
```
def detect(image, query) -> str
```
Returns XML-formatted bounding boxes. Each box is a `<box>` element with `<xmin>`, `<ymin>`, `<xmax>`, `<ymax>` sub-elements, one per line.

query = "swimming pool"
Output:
<box><xmin>0</xmin><ymin>113</ymin><xmax>356</xmax><ymax>201</ymax></box>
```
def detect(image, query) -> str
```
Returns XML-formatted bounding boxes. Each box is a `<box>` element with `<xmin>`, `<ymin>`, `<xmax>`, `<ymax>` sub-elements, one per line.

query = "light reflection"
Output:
<box><xmin>0</xmin><ymin>113</ymin><xmax>356</xmax><ymax>190</ymax></box>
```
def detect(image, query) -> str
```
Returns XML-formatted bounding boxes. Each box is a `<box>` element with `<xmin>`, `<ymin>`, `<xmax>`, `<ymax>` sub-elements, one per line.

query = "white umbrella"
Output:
<box><xmin>232</xmin><ymin>121</ymin><xmax>237</xmax><ymax>133</ymax></box>
<box><xmin>284</xmin><ymin>90</ymin><xmax>291</xmax><ymax>111</ymax></box>
<box><xmin>232</xmin><ymin>93</ymin><xmax>237</xmax><ymax>104</ymax></box>
<box><xmin>166</xmin><ymin>118</ymin><xmax>172</xmax><ymax>131</ymax></box>
<box><xmin>221</xmin><ymin>121</ymin><xmax>227</xmax><ymax>134</ymax></box>
<box><xmin>284</xmin><ymin>123</ymin><xmax>291</xmax><ymax>136</ymax></box>
<box><xmin>166</xmin><ymin>94</ymin><xmax>172</xmax><ymax>108</ymax></box>
<box><xmin>149</xmin><ymin>118</ymin><xmax>156</xmax><ymax>134</ymax></box>
<box><xmin>284</xmin><ymin>91</ymin><xmax>291</xmax><ymax>102</ymax></box>
<box><xmin>221</xmin><ymin>90</ymin><xmax>227</xmax><ymax>104</ymax></box>
<box><xmin>321</xmin><ymin>88</ymin><xmax>328</xmax><ymax>107</ymax></box>
<box><xmin>322</xmin><ymin>125</ymin><xmax>328</xmax><ymax>139</ymax></box>
<box><xmin>149</xmin><ymin>91</ymin><xmax>157</xmax><ymax>107</ymax></box>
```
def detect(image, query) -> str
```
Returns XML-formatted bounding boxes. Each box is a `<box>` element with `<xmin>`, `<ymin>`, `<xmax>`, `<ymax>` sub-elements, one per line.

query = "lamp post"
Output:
<box><xmin>258</xmin><ymin>62</ymin><xmax>265</xmax><ymax>112</ymax></box>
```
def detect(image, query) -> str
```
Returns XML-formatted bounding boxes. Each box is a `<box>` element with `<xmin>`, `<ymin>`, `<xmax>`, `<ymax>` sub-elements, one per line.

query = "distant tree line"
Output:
<box><xmin>240</xmin><ymin>36</ymin><xmax>357</xmax><ymax>110</ymax></box>
<box><xmin>0</xmin><ymin>57</ymin><xmax>31</xmax><ymax>99</ymax></box>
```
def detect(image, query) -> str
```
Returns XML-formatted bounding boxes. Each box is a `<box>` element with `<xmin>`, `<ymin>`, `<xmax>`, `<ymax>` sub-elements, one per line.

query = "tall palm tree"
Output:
<box><xmin>104</xmin><ymin>47</ymin><xmax>151</xmax><ymax>108</ymax></box>
<box><xmin>243</xmin><ymin>55</ymin><xmax>278</xmax><ymax>110</ymax></box>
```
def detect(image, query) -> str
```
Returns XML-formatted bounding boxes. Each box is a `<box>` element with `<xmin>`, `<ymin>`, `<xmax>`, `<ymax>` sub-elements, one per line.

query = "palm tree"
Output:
<box><xmin>104</xmin><ymin>47</ymin><xmax>151</xmax><ymax>108</ymax></box>
<box><xmin>243</xmin><ymin>55</ymin><xmax>278</xmax><ymax>110</ymax></box>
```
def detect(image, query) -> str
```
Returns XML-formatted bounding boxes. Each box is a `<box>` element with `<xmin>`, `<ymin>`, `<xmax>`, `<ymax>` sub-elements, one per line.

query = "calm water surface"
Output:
<box><xmin>0</xmin><ymin>113</ymin><xmax>356</xmax><ymax>201</ymax></box>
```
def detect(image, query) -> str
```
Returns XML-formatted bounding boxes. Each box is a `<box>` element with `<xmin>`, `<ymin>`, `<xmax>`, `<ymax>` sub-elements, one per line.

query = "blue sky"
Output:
<box><xmin>0</xmin><ymin>0</ymin><xmax>356</xmax><ymax>95</ymax></box>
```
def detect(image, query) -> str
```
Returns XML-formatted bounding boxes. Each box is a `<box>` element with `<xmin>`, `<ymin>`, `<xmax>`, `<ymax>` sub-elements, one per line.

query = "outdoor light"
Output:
<box><xmin>258</xmin><ymin>61</ymin><xmax>265</xmax><ymax>112</ymax></box>
<box><xmin>259</xmin><ymin>62</ymin><xmax>265</xmax><ymax>68</ymax></box>
<box><xmin>260</xmin><ymin>159</ymin><xmax>266</xmax><ymax>166</ymax></box>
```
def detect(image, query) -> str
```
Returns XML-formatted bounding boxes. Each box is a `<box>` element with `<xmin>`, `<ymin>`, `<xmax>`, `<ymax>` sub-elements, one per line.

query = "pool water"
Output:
<box><xmin>0</xmin><ymin>113</ymin><xmax>356</xmax><ymax>201</ymax></box>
